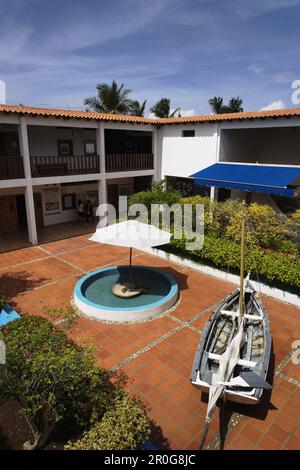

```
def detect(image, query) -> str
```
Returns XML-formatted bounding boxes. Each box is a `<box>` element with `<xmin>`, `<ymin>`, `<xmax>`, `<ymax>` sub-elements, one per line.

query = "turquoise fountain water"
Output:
<box><xmin>74</xmin><ymin>266</ymin><xmax>178</xmax><ymax>323</ymax></box>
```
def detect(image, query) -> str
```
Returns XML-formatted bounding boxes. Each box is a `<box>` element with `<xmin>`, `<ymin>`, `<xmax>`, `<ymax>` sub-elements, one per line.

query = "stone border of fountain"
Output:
<box><xmin>73</xmin><ymin>266</ymin><xmax>178</xmax><ymax>323</ymax></box>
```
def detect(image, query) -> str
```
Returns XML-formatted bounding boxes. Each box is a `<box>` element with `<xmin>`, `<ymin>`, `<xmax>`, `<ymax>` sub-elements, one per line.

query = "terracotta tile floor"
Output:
<box><xmin>0</xmin><ymin>233</ymin><xmax>299</xmax><ymax>450</ymax></box>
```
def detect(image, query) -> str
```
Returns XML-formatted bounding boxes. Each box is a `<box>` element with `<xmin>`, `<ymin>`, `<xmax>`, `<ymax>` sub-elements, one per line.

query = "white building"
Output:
<box><xmin>0</xmin><ymin>104</ymin><xmax>300</xmax><ymax>247</ymax></box>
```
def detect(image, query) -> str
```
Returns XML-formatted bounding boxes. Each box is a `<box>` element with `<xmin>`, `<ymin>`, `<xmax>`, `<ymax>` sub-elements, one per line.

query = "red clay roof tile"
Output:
<box><xmin>1</xmin><ymin>104</ymin><xmax>300</xmax><ymax>125</ymax></box>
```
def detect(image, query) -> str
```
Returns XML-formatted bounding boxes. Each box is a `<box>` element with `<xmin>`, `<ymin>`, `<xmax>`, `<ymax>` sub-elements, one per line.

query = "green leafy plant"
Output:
<box><xmin>226</xmin><ymin>203</ymin><xmax>287</xmax><ymax>248</ymax></box>
<box><xmin>171</xmin><ymin>234</ymin><xmax>300</xmax><ymax>291</ymax></box>
<box><xmin>0</xmin><ymin>316</ymin><xmax>111</xmax><ymax>449</ymax></box>
<box><xmin>65</xmin><ymin>388</ymin><xmax>150</xmax><ymax>450</ymax></box>
<box><xmin>129</xmin><ymin>181</ymin><xmax>181</xmax><ymax>213</ymax></box>
<box><xmin>42</xmin><ymin>302</ymin><xmax>78</xmax><ymax>330</ymax></box>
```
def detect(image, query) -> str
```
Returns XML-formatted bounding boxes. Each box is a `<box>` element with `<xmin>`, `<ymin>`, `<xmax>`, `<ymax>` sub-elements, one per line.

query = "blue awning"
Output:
<box><xmin>190</xmin><ymin>163</ymin><xmax>300</xmax><ymax>198</ymax></box>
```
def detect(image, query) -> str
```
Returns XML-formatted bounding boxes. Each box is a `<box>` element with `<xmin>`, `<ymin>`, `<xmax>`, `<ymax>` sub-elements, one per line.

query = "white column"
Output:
<box><xmin>98</xmin><ymin>179</ymin><xmax>107</xmax><ymax>206</ymax></box>
<box><xmin>152</xmin><ymin>127</ymin><xmax>160</xmax><ymax>181</ymax></box>
<box><xmin>18</xmin><ymin>117</ymin><xmax>38</xmax><ymax>245</ymax></box>
<box><xmin>25</xmin><ymin>185</ymin><xmax>38</xmax><ymax>245</ymax></box>
<box><xmin>210</xmin><ymin>187</ymin><xmax>217</xmax><ymax>202</ymax></box>
<box><xmin>97</xmin><ymin>122</ymin><xmax>106</xmax><ymax>174</ymax></box>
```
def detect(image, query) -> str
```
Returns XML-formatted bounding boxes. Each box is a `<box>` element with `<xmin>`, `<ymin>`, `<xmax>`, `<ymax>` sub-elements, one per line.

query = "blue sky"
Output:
<box><xmin>0</xmin><ymin>0</ymin><xmax>300</xmax><ymax>115</ymax></box>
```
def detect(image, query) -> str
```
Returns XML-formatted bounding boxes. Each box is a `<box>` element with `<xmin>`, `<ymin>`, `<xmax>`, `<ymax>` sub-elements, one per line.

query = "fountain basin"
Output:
<box><xmin>73</xmin><ymin>266</ymin><xmax>178</xmax><ymax>323</ymax></box>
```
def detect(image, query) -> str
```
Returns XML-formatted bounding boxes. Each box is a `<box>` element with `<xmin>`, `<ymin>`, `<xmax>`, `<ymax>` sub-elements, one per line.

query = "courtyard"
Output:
<box><xmin>0</xmin><ymin>233</ymin><xmax>299</xmax><ymax>450</ymax></box>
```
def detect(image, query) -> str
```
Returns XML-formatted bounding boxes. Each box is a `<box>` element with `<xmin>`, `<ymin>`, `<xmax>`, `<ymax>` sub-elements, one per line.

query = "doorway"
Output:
<box><xmin>34</xmin><ymin>193</ymin><xmax>44</xmax><ymax>228</ymax></box>
<box><xmin>16</xmin><ymin>195</ymin><xmax>27</xmax><ymax>231</ymax></box>
<box><xmin>107</xmin><ymin>184</ymin><xmax>119</xmax><ymax>214</ymax></box>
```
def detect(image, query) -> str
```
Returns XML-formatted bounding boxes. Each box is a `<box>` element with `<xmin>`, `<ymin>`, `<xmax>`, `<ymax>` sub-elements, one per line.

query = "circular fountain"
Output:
<box><xmin>73</xmin><ymin>265</ymin><xmax>178</xmax><ymax>323</ymax></box>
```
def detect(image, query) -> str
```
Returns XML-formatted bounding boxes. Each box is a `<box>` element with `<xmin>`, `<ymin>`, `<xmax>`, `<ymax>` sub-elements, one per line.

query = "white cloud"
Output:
<box><xmin>248</xmin><ymin>64</ymin><xmax>264</xmax><ymax>75</ymax></box>
<box><xmin>233</xmin><ymin>0</ymin><xmax>300</xmax><ymax>19</ymax></box>
<box><xmin>47</xmin><ymin>0</ymin><xmax>171</xmax><ymax>51</ymax></box>
<box><xmin>178</xmin><ymin>108</ymin><xmax>196</xmax><ymax>117</ymax></box>
<box><xmin>272</xmin><ymin>72</ymin><xmax>296</xmax><ymax>83</ymax></box>
<box><xmin>260</xmin><ymin>100</ymin><xmax>285</xmax><ymax>110</ymax></box>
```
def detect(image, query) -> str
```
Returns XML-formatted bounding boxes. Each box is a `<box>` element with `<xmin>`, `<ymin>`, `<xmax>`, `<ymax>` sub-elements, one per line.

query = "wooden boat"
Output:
<box><xmin>191</xmin><ymin>203</ymin><xmax>272</xmax><ymax>447</ymax></box>
<box><xmin>191</xmin><ymin>279</ymin><xmax>272</xmax><ymax>405</ymax></box>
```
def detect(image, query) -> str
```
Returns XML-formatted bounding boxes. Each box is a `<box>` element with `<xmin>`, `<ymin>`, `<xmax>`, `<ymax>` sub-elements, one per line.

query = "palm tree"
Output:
<box><xmin>227</xmin><ymin>97</ymin><xmax>243</xmax><ymax>113</ymax></box>
<box><xmin>208</xmin><ymin>96</ymin><xmax>225</xmax><ymax>114</ymax></box>
<box><xmin>209</xmin><ymin>96</ymin><xmax>244</xmax><ymax>114</ymax></box>
<box><xmin>84</xmin><ymin>80</ymin><xmax>132</xmax><ymax>114</ymax></box>
<box><xmin>150</xmin><ymin>98</ymin><xmax>180</xmax><ymax>118</ymax></box>
<box><xmin>130</xmin><ymin>99</ymin><xmax>147</xmax><ymax>117</ymax></box>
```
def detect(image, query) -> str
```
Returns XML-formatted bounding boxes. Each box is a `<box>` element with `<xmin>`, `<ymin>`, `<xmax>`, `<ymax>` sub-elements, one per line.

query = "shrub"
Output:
<box><xmin>0</xmin><ymin>316</ymin><xmax>111</xmax><ymax>449</ymax></box>
<box><xmin>65</xmin><ymin>388</ymin><xmax>150</xmax><ymax>450</ymax></box>
<box><xmin>171</xmin><ymin>234</ymin><xmax>300</xmax><ymax>291</ymax></box>
<box><xmin>287</xmin><ymin>209</ymin><xmax>300</xmax><ymax>246</ymax></box>
<box><xmin>129</xmin><ymin>181</ymin><xmax>181</xmax><ymax>213</ymax></box>
<box><xmin>180</xmin><ymin>196</ymin><xmax>242</xmax><ymax>237</ymax></box>
<box><xmin>226</xmin><ymin>203</ymin><xmax>287</xmax><ymax>248</ymax></box>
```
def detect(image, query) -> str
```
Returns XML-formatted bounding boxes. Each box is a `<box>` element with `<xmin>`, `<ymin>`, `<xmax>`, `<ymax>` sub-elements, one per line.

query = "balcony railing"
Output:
<box><xmin>0</xmin><ymin>156</ymin><xmax>25</xmax><ymax>180</ymax></box>
<box><xmin>30</xmin><ymin>155</ymin><xmax>100</xmax><ymax>177</ymax></box>
<box><xmin>105</xmin><ymin>154</ymin><xmax>154</xmax><ymax>173</ymax></box>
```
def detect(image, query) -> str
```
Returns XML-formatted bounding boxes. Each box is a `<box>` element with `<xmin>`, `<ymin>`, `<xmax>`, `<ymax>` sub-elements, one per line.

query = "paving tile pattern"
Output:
<box><xmin>0</xmin><ymin>233</ymin><xmax>299</xmax><ymax>450</ymax></box>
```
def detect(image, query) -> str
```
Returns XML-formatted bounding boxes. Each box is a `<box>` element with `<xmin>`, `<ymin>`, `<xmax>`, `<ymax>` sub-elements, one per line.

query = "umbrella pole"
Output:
<box><xmin>129</xmin><ymin>247</ymin><xmax>133</xmax><ymax>283</ymax></box>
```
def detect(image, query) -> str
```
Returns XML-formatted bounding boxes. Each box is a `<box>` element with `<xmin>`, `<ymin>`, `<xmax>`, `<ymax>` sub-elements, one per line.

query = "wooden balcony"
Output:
<box><xmin>0</xmin><ymin>156</ymin><xmax>25</xmax><ymax>180</ymax></box>
<box><xmin>105</xmin><ymin>154</ymin><xmax>154</xmax><ymax>173</ymax></box>
<box><xmin>30</xmin><ymin>155</ymin><xmax>100</xmax><ymax>177</ymax></box>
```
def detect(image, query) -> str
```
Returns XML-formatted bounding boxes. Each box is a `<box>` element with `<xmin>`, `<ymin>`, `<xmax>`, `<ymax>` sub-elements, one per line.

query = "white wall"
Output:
<box><xmin>160</xmin><ymin>123</ymin><xmax>218</xmax><ymax>179</ymax></box>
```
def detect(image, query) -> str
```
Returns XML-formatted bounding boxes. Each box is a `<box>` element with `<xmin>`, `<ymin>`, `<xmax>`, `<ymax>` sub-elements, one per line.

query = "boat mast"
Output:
<box><xmin>239</xmin><ymin>201</ymin><xmax>246</xmax><ymax>317</ymax></box>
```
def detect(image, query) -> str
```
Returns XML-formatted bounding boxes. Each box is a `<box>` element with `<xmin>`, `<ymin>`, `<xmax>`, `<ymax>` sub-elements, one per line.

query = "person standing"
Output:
<box><xmin>85</xmin><ymin>200</ymin><xmax>93</xmax><ymax>224</ymax></box>
<box><xmin>77</xmin><ymin>199</ymin><xmax>85</xmax><ymax>224</ymax></box>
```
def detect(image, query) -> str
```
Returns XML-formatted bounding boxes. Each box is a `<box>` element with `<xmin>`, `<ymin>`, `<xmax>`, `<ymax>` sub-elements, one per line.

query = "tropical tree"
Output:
<box><xmin>208</xmin><ymin>96</ymin><xmax>225</xmax><ymax>114</ymax></box>
<box><xmin>209</xmin><ymin>96</ymin><xmax>243</xmax><ymax>114</ymax></box>
<box><xmin>150</xmin><ymin>98</ymin><xmax>180</xmax><ymax>118</ymax></box>
<box><xmin>84</xmin><ymin>80</ymin><xmax>132</xmax><ymax>114</ymax></box>
<box><xmin>130</xmin><ymin>99</ymin><xmax>147</xmax><ymax>117</ymax></box>
<box><xmin>227</xmin><ymin>96</ymin><xmax>243</xmax><ymax>113</ymax></box>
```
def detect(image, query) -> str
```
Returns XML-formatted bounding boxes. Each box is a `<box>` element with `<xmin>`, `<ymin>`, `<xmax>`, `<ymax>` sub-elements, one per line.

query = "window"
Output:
<box><xmin>182</xmin><ymin>130</ymin><xmax>195</xmax><ymax>137</ymax></box>
<box><xmin>84</xmin><ymin>141</ymin><xmax>96</xmax><ymax>155</ymax></box>
<box><xmin>58</xmin><ymin>140</ymin><xmax>73</xmax><ymax>156</ymax></box>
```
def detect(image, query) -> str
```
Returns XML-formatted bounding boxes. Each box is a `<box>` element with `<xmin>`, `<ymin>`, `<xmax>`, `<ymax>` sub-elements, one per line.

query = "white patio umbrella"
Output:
<box><xmin>89</xmin><ymin>220</ymin><xmax>171</xmax><ymax>294</ymax></box>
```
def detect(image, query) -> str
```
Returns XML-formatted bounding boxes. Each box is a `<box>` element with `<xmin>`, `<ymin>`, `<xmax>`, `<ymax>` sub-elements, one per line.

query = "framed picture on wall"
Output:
<box><xmin>44</xmin><ymin>187</ymin><xmax>61</xmax><ymax>213</ymax></box>
<box><xmin>62</xmin><ymin>193</ymin><xmax>76</xmax><ymax>210</ymax></box>
<box><xmin>87</xmin><ymin>190</ymin><xmax>98</xmax><ymax>207</ymax></box>
<box><xmin>58</xmin><ymin>140</ymin><xmax>73</xmax><ymax>156</ymax></box>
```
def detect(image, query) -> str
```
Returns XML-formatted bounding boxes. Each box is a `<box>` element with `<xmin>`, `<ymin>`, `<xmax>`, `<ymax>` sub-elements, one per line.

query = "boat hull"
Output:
<box><xmin>191</xmin><ymin>281</ymin><xmax>272</xmax><ymax>405</ymax></box>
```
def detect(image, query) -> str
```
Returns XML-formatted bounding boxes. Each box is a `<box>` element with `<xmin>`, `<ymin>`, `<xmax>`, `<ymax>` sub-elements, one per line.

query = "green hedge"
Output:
<box><xmin>170</xmin><ymin>235</ymin><xmax>300</xmax><ymax>292</ymax></box>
